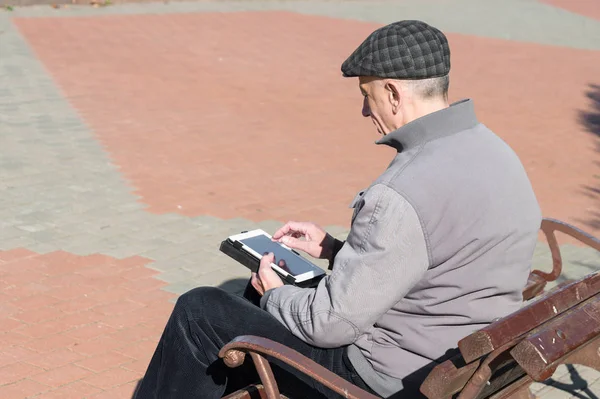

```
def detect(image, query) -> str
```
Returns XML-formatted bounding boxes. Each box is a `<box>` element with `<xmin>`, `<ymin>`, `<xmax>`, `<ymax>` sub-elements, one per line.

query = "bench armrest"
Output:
<box><xmin>219</xmin><ymin>335</ymin><xmax>380</xmax><ymax>399</ymax></box>
<box><xmin>538</xmin><ymin>218</ymin><xmax>600</xmax><ymax>282</ymax></box>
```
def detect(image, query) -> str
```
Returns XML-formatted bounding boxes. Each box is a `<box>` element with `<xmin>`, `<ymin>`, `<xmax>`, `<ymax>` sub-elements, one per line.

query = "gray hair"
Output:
<box><xmin>402</xmin><ymin>75</ymin><xmax>449</xmax><ymax>100</ymax></box>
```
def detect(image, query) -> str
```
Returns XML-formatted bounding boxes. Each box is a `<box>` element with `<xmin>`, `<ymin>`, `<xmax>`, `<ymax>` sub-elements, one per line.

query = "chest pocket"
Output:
<box><xmin>349</xmin><ymin>189</ymin><xmax>366</xmax><ymax>224</ymax></box>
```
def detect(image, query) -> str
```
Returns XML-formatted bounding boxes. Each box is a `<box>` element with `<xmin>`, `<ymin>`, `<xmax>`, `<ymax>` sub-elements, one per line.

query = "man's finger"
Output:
<box><xmin>255</xmin><ymin>252</ymin><xmax>285</xmax><ymax>292</ymax></box>
<box><xmin>259</xmin><ymin>253</ymin><xmax>275</xmax><ymax>276</ymax></box>
<box><xmin>261</xmin><ymin>252</ymin><xmax>275</xmax><ymax>265</ymax></box>
<box><xmin>257</xmin><ymin>252</ymin><xmax>285</xmax><ymax>290</ymax></box>
<box><xmin>279</xmin><ymin>235</ymin><xmax>311</xmax><ymax>252</ymax></box>
<box><xmin>272</xmin><ymin>222</ymin><xmax>294</xmax><ymax>240</ymax></box>
<box><xmin>272</xmin><ymin>221</ymin><xmax>307</xmax><ymax>240</ymax></box>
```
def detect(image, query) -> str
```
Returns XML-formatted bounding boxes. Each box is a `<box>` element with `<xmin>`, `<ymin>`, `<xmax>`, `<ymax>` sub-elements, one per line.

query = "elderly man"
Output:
<box><xmin>135</xmin><ymin>20</ymin><xmax>541</xmax><ymax>398</ymax></box>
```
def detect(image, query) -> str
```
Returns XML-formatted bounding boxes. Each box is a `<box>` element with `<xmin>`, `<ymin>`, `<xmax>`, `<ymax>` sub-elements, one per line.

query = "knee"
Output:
<box><xmin>174</xmin><ymin>286</ymin><xmax>229</xmax><ymax>315</ymax></box>
<box><xmin>177</xmin><ymin>286</ymin><xmax>224</xmax><ymax>304</ymax></box>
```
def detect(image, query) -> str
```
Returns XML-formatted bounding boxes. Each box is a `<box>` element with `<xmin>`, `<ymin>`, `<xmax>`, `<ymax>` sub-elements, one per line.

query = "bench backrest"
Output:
<box><xmin>458</xmin><ymin>271</ymin><xmax>600</xmax><ymax>363</ymax></box>
<box><xmin>511</xmin><ymin>294</ymin><xmax>600</xmax><ymax>381</ymax></box>
<box><xmin>421</xmin><ymin>273</ymin><xmax>600</xmax><ymax>399</ymax></box>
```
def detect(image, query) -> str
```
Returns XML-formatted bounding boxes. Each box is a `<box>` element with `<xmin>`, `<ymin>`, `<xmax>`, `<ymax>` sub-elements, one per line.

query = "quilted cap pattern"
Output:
<box><xmin>341</xmin><ymin>20</ymin><xmax>451</xmax><ymax>79</ymax></box>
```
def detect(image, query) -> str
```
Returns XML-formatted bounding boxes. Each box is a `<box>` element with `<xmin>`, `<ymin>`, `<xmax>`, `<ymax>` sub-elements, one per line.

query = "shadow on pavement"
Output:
<box><xmin>218</xmin><ymin>278</ymin><xmax>251</xmax><ymax>295</ymax></box>
<box><xmin>540</xmin><ymin>364</ymin><xmax>599</xmax><ymax>399</ymax></box>
<box><xmin>580</xmin><ymin>83</ymin><xmax>600</xmax><ymax>137</ymax></box>
<box><xmin>579</xmin><ymin>83</ymin><xmax>600</xmax><ymax>231</ymax></box>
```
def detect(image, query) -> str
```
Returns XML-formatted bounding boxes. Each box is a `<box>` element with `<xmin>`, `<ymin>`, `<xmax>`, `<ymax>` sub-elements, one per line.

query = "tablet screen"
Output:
<box><xmin>240</xmin><ymin>235</ymin><xmax>321</xmax><ymax>277</ymax></box>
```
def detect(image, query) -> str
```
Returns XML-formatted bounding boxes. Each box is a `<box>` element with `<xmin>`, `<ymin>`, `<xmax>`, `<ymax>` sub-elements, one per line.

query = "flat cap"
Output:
<box><xmin>341</xmin><ymin>20</ymin><xmax>450</xmax><ymax>80</ymax></box>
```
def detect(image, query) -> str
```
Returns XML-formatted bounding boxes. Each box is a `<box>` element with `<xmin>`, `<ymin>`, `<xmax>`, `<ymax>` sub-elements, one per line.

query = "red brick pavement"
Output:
<box><xmin>540</xmin><ymin>0</ymin><xmax>600</xmax><ymax>20</ymax></box>
<box><xmin>0</xmin><ymin>249</ymin><xmax>174</xmax><ymax>398</ymax></box>
<box><xmin>14</xmin><ymin>12</ymin><xmax>600</xmax><ymax>234</ymax></box>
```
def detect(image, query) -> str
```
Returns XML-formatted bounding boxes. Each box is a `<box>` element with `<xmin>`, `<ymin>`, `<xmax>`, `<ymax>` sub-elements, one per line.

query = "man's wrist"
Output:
<box><xmin>322</xmin><ymin>233</ymin><xmax>336</xmax><ymax>261</ymax></box>
<box><xmin>326</xmin><ymin>236</ymin><xmax>345</xmax><ymax>270</ymax></box>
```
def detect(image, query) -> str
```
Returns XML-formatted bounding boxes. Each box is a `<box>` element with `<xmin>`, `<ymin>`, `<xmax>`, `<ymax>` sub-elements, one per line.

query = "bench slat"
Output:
<box><xmin>486</xmin><ymin>375</ymin><xmax>533</xmax><ymax>399</ymax></box>
<box><xmin>458</xmin><ymin>272</ymin><xmax>600</xmax><ymax>363</ymax></box>
<box><xmin>420</xmin><ymin>356</ymin><xmax>480</xmax><ymax>399</ymax></box>
<box><xmin>221</xmin><ymin>385</ymin><xmax>270</xmax><ymax>399</ymax></box>
<box><xmin>473</xmin><ymin>359</ymin><xmax>526</xmax><ymax>399</ymax></box>
<box><xmin>510</xmin><ymin>295</ymin><xmax>600</xmax><ymax>381</ymax></box>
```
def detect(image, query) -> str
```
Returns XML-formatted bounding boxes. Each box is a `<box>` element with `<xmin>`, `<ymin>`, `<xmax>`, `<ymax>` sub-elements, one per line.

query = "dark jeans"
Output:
<box><xmin>134</xmin><ymin>282</ymin><xmax>378</xmax><ymax>398</ymax></box>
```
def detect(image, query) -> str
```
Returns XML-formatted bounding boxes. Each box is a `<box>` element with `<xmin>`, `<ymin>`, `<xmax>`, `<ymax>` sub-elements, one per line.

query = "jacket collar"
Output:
<box><xmin>376</xmin><ymin>99</ymin><xmax>479</xmax><ymax>152</ymax></box>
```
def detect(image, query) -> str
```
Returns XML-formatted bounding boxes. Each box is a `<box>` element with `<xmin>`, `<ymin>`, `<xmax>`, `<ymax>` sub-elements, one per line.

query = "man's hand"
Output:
<box><xmin>272</xmin><ymin>221</ymin><xmax>336</xmax><ymax>261</ymax></box>
<box><xmin>251</xmin><ymin>252</ymin><xmax>284</xmax><ymax>296</ymax></box>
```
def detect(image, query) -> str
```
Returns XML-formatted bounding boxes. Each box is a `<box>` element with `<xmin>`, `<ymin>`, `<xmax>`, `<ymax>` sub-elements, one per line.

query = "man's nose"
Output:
<box><xmin>362</xmin><ymin>98</ymin><xmax>370</xmax><ymax>117</ymax></box>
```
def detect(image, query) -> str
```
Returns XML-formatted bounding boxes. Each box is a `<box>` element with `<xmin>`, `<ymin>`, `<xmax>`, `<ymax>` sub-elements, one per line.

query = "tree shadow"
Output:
<box><xmin>579</xmin><ymin>83</ymin><xmax>600</xmax><ymax>231</ymax></box>
<box><xmin>580</xmin><ymin>84</ymin><xmax>600</xmax><ymax>137</ymax></box>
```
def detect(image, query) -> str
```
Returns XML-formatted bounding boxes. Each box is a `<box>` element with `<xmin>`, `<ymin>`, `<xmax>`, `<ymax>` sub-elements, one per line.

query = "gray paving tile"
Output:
<box><xmin>161</xmin><ymin>280</ymin><xmax>202</xmax><ymax>296</ymax></box>
<box><xmin>586</xmin><ymin>376</ymin><xmax>600</xmax><ymax>397</ymax></box>
<box><xmin>0</xmin><ymin>226</ymin><xmax>27</xmax><ymax>240</ymax></box>
<box><xmin>153</xmin><ymin>268</ymin><xmax>202</xmax><ymax>285</ymax></box>
<box><xmin>186</xmin><ymin>268</ymin><xmax>245</xmax><ymax>290</ymax></box>
<box><xmin>0</xmin><ymin>236</ymin><xmax>37</xmax><ymax>250</ymax></box>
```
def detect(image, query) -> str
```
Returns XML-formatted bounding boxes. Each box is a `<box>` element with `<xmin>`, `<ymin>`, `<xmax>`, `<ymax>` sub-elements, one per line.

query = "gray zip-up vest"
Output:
<box><xmin>347</xmin><ymin>99</ymin><xmax>542</xmax><ymax>395</ymax></box>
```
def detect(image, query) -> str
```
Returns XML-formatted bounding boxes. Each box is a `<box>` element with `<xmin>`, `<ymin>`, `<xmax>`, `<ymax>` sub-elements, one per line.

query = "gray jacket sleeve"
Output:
<box><xmin>260</xmin><ymin>184</ymin><xmax>430</xmax><ymax>348</ymax></box>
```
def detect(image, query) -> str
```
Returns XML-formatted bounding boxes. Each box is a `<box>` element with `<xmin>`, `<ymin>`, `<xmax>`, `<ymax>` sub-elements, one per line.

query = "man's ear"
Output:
<box><xmin>385</xmin><ymin>81</ymin><xmax>402</xmax><ymax>114</ymax></box>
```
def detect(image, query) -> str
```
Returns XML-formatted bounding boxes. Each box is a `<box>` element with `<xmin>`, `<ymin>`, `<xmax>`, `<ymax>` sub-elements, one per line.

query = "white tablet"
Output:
<box><xmin>228</xmin><ymin>229</ymin><xmax>326</xmax><ymax>283</ymax></box>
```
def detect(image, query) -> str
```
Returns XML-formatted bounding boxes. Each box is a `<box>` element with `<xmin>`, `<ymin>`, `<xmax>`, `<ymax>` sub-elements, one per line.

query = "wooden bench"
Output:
<box><xmin>218</xmin><ymin>218</ymin><xmax>600</xmax><ymax>399</ymax></box>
